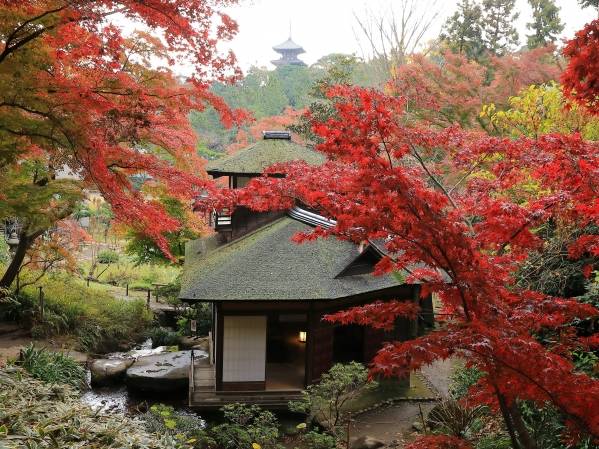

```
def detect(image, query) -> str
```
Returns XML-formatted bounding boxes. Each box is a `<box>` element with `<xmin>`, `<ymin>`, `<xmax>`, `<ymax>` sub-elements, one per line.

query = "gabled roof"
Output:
<box><xmin>206</xmin><ymin>139</ymin><xmax>326</xmax><ymax>178</ymax></box>
<box><xmin>180</xmin><ymin>216</ymin><xmax>402</xmax><ymax>301</ymax></box>
<box><xmin>272</xmin><ymin>37</ymin><xmax>305</xmax><ymax>54</ymax></box>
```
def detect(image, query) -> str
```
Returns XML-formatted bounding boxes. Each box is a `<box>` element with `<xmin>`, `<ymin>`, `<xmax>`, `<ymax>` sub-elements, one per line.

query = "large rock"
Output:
<box><xmin>350</xmin><ymin>436</ymin><xmax>386</xmax><ymax>449</ymax></box>
<box><xmin>178</xmin><ymin>336</ymin><xmax>209</xmax><ymax>351</ymax></box>
<box><xmin>125</xmin><ymin>350</ymin><xmax>191</xmax><ymax>392</ymax></box>
<box><xmin>90</xmin><ymin>358</ymin><xmax>134</xmax><ymax>386</ymax></box>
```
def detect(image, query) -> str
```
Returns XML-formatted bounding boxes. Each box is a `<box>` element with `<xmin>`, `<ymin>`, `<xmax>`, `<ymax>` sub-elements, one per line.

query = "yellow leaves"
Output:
<box><xmin>480</xmin><ymin>103</ymin><xmax>496</xmax><ymax>118</ymax></box>
<box><xmin>486</xmin><ymin>82</ymin><xmax>599</xmax><ymax>140</ymax></box>
<box><xmin>252</xmin><ymin>443</ymin><xmax>261</xmax><ymax>449</ymax></box>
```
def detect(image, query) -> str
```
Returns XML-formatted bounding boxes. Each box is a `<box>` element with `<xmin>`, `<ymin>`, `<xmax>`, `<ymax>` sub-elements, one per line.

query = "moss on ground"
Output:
<box><xmin>340</xmin><ymin>375</ymin><xmax>435</xmax><ymax>414</ymax></box>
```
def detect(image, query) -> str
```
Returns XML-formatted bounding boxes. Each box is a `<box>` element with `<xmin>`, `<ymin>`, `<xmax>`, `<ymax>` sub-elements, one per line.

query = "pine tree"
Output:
<box><xmin>526</xmin><ymin>0</ymin><xmax>565</xmax><ymax>48</ymax></box>
<box><xmin>578</xmin><ymin>0</ymin><xmax>599</xmax><ymax>18</ymax></box>
<box><xmin>440</xmin><ymin>0</ymin><xmax>486</xmax><ymax>61</ymax></box>
<box><xmin>481</xmin><ymin>0</ymin><xmax>520</xmax><ymax>55</ymax></box>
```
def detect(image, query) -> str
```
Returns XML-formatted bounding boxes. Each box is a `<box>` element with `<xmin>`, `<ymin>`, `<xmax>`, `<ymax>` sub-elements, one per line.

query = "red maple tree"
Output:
<box><xmin>393</xmin><ymin>45</ymin><xmax>561</xmax><ymax>131</ymax></box>
<box><xmin>563</xmin><ymin>20</ymin><xmax>599</xmax><ymax>116</ymax></box>
<box><xmin>199</xmin><ymin>83</ymin><xmax>599</xmax><ymax>447</ymax></box>
<box><xmin>0</xmin><ymin>0</ymin><xmax>247</xmax><ymax>287</ymax></box>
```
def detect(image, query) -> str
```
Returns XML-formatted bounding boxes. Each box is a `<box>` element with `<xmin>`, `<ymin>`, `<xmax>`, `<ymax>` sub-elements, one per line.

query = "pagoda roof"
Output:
<box><xmin>206</xmin><ymin>138</ymin><xmax>326</xmax><ymax>177</ymax></box>
<box><xmin>273</xmin><ymin>37</ymin><xmax>306</xmax><ymax>54</ymax></box>
<box><xmin>180</xmin><ymin>215</ymin><xmax>403</xmax><ymax>302</ymax></box>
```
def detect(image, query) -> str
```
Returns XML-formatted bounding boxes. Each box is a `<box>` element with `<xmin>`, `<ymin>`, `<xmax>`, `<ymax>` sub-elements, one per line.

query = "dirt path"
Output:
<box><xmin>0</xmin><ymin>323</ymin><xmax>88</xmax><ymax>363</ymax></box>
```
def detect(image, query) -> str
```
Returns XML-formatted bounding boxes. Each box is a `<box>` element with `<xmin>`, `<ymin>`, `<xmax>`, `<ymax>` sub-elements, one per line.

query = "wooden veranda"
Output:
<box><xmin>188</xmin><ymin>350</ymin><xmax>304</xmax><ymax>411</ymax></box>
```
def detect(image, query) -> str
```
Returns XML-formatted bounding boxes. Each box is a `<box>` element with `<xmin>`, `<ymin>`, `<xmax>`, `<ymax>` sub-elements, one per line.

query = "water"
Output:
<box><xmin>103</xmin><ymin>338</ymin><xmax>168</xmax><ymax>360</ymax></box>
<box><xmin>80</xmin><ymin>338</ymin><xmax>191</xmax><ymax>415</ymax></box>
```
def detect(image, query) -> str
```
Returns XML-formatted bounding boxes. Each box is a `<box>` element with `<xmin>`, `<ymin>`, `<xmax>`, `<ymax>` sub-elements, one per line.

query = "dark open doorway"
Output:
<box><xmin>333</xmin><ymin>324</ymin><xmax>365</xmax><ymax>364</ymax></box>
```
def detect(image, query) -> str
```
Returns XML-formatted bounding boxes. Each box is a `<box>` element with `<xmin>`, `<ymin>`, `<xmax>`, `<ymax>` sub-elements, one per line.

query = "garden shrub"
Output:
<box><xmin>17</xmin><ymin>274</ymin><xmax>153</xmax><ymax>351</ymax></box>
<box><xmin>97</xmin><ymin>249</ymin><xmax>119</xmax><ymax>264</ymax></box>
<box><xmin>176</xmin><ymin>303</ymin><xmax>211</xmax><ymax>337</ymax></box>
<box><xmin>143</xmin><ymin>404</ymin><xmax>214</xmax><ymax>448</ymax></box>
<box><xmin>212</xmin><ymin>403</ymin><xmax>283</xmax><ymax>449</ymax></box>
<box><xmin>12</xmin><ymin>342</ymin><xmax>87</xmax><ymax>389</ymax></box>
<box><xmin>145</xmin><ymin>327</ymin><xmax>180</xmax><ymax>348</ymax></box>
<box><xmin>300</xmin><ymin>429</ymin><xmax>338</xmax><ymax>449</ymax></box>
<box><xmin>289</xmin><ymin>362</ymin><xmax>375</xmax><ymax>441</ymax></box>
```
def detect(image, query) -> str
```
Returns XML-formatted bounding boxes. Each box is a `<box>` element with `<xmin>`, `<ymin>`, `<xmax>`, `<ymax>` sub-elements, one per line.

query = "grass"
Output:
<box><xmin>16</xmin><ymin>272</ymin><xmax>154</xmax><ymax>351</ymax></box>
<box><xmin>78</xmin><ymin>256</ymin><xmax>180</xmax><ymax>288</ymax></box>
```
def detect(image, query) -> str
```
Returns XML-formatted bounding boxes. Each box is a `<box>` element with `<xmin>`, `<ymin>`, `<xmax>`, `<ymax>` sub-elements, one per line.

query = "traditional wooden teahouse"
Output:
<box><xmin>180</xmin><ymin>131</ymin><xmax>432</xmax><ymax>409</ymax></box>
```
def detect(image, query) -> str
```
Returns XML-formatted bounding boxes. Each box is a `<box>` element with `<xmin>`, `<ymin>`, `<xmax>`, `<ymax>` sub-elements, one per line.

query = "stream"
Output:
<box><xmin>80</xmin><ymin>338</ymin><xmax>192</xmax><ymax>415</ymax></box>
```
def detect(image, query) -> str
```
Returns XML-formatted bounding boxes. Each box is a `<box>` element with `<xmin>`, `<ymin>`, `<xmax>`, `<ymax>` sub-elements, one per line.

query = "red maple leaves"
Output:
<box><xmin>563</xmin><ymin>20</ymin><xmax>599</xmax><ymax>116</ymax></box>
<box><xmin>1</xmin><ymin>1</ymin><xmax>248</xmax><ymax>257</ymax></box>
<box><xmin>200</xmin><ymin>83</ymin><xmax>599</xmax><ymax>445</ymax></box>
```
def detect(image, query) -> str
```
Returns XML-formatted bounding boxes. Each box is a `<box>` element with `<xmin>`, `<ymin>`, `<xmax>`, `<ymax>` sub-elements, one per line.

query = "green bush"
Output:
<box><xmin>97</xmin><ymin>249</ymin><xmax>119</xmax><ymax>264</ymax></box>
<box><xmin>212</xmin><ymin>403</ymin><xmax>283</xmax><ymax>449</ymax></box>
<box><xmin>13</xmin><ymin>342</ymin><xmax>87</xmax><ymax>389</ymax></box>
<box><xmin>448</xmin><ymin>365</ymin><xmax>484</xmax><ymax>401</ymax></box>
<box><xmin>176</xmin><ymin>303</ymin><xmax>211</xmax><ymax>337</ymax></box>
<box><xmin>143</xmin><ymin>404</ymin><xmax>214</xmax><ymax>448</ymax></box>
<box><xmin>300</xmin><ymin>429</ymin><xmax>337</xmax><ymax>449</ymax></box>
<box><xmin>17</xmin><ymin>274</ymin><xmax>153</xmax><ymax>351</ymax></box>
<box><xmin>289</xmin><ymin>362</ymin><xmax>374</xmax><ymax>441</ymax></box>
<box><xmin>145</xmin><ymin>327</ymin><xmax>180</xmax><ymax>348</ymax></box>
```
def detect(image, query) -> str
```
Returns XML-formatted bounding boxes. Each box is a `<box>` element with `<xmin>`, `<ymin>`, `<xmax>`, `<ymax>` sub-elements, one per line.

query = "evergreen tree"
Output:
<box><xmin>440</xmin><ymin>0</ymin><xmax>486</xmax><ymax>61</ymax></box>
<box><xmin>526</xmin><ymin>0</ymin><xmax>565</xmax><ymax>48</ymax></box>
<box><xmin>578</xmin><ymin>0</ymin><xmax>599</xmax><ymax>9</ymax></box>
<box><xmin>481</xmin><ymin>0</ymin><xmax>520</xmax><ymax>55</ymax></box>
<box><xmin>578</xmin><ymin>0</ymin><xmax>599</xmax><ymax>18</ymax></box>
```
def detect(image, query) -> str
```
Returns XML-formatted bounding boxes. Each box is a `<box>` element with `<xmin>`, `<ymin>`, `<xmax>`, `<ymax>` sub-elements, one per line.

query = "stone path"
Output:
<box><xmin>347</xmin><ymin>359</ymin><xmax>456</xmax><ymax>447</ymax></box>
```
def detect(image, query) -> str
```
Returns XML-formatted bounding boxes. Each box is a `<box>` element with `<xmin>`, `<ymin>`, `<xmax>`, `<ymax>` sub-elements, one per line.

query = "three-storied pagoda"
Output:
<box><xmin>270</xmin><ymin>37</ymin><xmax>307</xmax><ymax>67</ymax></box>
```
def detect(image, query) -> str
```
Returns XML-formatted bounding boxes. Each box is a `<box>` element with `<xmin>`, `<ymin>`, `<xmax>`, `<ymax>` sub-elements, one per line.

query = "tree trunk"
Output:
<box><xmin>495</xmin><ymin>387</ymin><xmax>539</xmax><ymax>449</ymax></box>
<box><xmin>0</xmin><ymin>229</ymin><xmax>46</xmax><ymax>290</ymax></box>
<box><xmin>509</xmin><ymin>401</ymin><xmax>539</xmax><ymax>449</ymax></box>
<box><xmin>496</xmin><ymin>388</ymin><xmax>522</xmax><ymax>449</ymax></box>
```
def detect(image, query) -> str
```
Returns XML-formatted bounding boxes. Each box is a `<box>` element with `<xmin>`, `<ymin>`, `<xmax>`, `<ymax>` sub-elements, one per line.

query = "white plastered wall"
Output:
<box><xmin>223</xmin><ymin>316</ymin><xmax>266</xmax><ymax>382</ymax></box>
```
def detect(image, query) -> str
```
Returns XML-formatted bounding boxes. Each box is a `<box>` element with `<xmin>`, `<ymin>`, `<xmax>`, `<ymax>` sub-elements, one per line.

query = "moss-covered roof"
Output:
<box><xmin>206</xmin><ymin>139</ymin><xmax>326</xmax><ymax>177</ymax></box>
<box><xmin>180</xmin><ymin>217</ymin><xmax>401</xmax><ymax>301</ymax></box>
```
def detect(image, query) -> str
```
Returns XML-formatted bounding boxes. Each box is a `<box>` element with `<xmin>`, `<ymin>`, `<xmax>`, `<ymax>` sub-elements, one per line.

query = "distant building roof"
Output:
<box><xmin>206</xmin><ymin>138</ymin><xmax>326</xmax><ymax>178</ymax></box>
<box><xmin>272</xmin><ymin>37</ymin><xmax>306</xmax><ymax>54</ymax></box>
<box><xmin>180</xmin><ymin>215</ymin><xmax>402</xmax><ymax>302</ymax></box>
<box><xmin>271</xmin><ymin>36</ymin><xmax>307</xmax><ymax>67</ymax></box>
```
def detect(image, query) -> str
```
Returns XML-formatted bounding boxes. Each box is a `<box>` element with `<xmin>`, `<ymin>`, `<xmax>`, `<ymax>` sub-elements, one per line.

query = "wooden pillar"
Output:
<box><xmin>411</xmin><ymin>285</ymin><xmax>421</xmax><ymax>338</ymax></box>
<box><xmin>215</xmin><ymin>303</ymin><xmax>224</xmax><ymax>391</ymax></box>
<box><xmin>305</xmin><ymin>304</ymin><xmax>315</xmax><ymax>386</ymax></box>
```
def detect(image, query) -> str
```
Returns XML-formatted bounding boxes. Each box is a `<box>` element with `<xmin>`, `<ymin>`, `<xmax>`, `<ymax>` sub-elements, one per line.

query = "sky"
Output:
<box><xmin>218</xmin><ymin>0</ymin><xmax>595</xmax><ymax>73</ymax></box>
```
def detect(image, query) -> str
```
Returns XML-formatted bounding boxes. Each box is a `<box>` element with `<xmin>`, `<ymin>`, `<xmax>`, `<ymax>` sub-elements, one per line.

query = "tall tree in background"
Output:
<box><xmin>439</xmin><ymin>0</ymin><xmax>486</xmax><ymax>61</ymax></box>
<box><xmin>481</xmin><ymin>0</ymin><xmax>520</xmax><ymax>55</ymax></box>
<box><xmin>353</xmin><ymin>0</ymin><xmax>443</xmax><ymax>84</ymax></box>
<box><xmin>526</xmin><ymin>0</ymin><xmax>564</xmax><ymax>49</ymax></box>
<box><xmin>578</xmin><ymin>0</ymin><xmax>599</xmax><ymax>16</ymax></box>
<box><xmin>0</xmin><ymin>0</ymin><xmax>246</xmax><ymax>289</ymax></box>
<box><xmin>392</xmin><ymin>45</ymin><xmax>561</xmax><ymax>130</ymax></box>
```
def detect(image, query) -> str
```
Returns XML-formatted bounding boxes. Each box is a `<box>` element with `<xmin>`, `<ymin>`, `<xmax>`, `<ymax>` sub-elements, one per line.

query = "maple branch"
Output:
<box><xmin>468</xmin><ymin>347</ymin><xmax>599</xmax><ymax>440</ymax></box>
<box><xmin>447</xmin><ymin>161</ymin><xmax>481</xmax><ymax>195</ymax></box>
<box><xmin>410</xmin><ymin>142</ymin><xmax>475</xmax><ymax>234</ymax></box>
<box><xmin>0</xmin><ymin>2</ymin><xmax>71</xmax><ymax>64</ymax></box>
